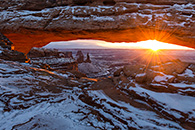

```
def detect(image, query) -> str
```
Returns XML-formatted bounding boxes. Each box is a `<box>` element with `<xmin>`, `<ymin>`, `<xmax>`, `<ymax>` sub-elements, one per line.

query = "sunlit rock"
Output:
<box><xmin>123</xmin><ymin>64</ymin><xmax>145</xmax><ymax>77</ymax></box>
<box><xmin>135</xmin><ymin>70</ymin><xmax>158</xmax><ymax>83</ymax></box>
<box><xmin>135</xmin><ymin>73</ymin><xmax>147</xmax><ymax>83</ymax></box>
<box><xmin>152</xmin><ymin>60</ymin><xmax>189</xmax><ymax>75</ymax></box>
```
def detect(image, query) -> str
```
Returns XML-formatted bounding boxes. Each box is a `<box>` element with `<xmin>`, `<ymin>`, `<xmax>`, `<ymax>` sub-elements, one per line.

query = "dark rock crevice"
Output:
<box><xmin>103</xmin><ymin>0</ymin><xmax>116</xmax><ymax>6</ymax></box>
<box><xmin>73</xmin><ymin>0</ymin><xmax>94</xmax><ymax>6</ymax></box>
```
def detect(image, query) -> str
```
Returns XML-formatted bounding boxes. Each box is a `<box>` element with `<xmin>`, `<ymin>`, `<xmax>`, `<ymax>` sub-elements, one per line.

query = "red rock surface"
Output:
<box><xmin>0</xmin><ymin>35</ymin><xmax>195</xmax><ymax>129</ymax></box>
<box><xmin>0</xmin><ymin>32</ymin><xmax>29</xmax><ymax>62</ymax></box>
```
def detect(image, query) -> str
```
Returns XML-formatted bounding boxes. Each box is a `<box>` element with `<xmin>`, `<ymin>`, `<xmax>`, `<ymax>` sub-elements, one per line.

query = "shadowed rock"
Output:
<box><xmin>0</xmin><ymin>32</ymin><xmax>13</xmax><ymax>46</ymax></box>
<box><xmin>28</xmin><ymin>47</ymin><xmax>59</xmax><ymax>58</ymax></box>
<box><xmin>76</xmin><ymin>50</ymin><xmax>84</xmax><ymax>63</ymax></box>
<box><xmin>0</xmin><ymin>50</ymin><xmax>29</xmax><ymax>62</ymax></box>
<box><xmin>123</xmin><ymin>64</ymin><xmax>145</xmax><ymax>77</ymax></box>
<box><xmin>0</xmin><ymin>32</ymin><xmax>29</xmax><ymax>62</ymax></box>
<box><xmin>85</xmin><ymin>53</ymin><xmax>91</xmax><ymax>63</ymax></box>
<box><xmin>113</xmin><ymin>68</ymin><xmax>123</xmax><ymax>77</ymax></box>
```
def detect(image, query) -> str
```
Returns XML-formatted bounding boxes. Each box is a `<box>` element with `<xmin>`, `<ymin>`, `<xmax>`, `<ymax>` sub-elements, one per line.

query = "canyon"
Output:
<box><xmin>0</xmin><ymin>1</ymin><xmax>195</xmax><ymax>129</ymax></box>
<box><xmin>0</xmin><ymin>0</ymin><xmax>195</xmax><ymax>53</ymax></box>
<box><xmin>0</xmin><ymin>34</ymin><xmax>195</xmax><ymax>129</ymax></box>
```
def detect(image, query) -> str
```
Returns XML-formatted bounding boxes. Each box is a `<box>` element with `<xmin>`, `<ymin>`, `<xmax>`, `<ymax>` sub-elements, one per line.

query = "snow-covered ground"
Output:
<box><xmin>0</xmin><ymin>55</ymin><xmax>195</xmax><ymax>129</ymax></box>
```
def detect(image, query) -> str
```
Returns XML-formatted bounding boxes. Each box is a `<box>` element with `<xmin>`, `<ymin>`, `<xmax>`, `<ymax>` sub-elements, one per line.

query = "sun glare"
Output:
<box><xmin>143</xmin><ymin>40</ymin><xmax>161</xmax><ymax>51</ymax></box>
<box><xmin>95</xmin><ymin>40</ymin><xmax>194</xmax><ymax>50</ymax></box>
<box><xmin>136</xmin><ymin>40</ymin><xmax>193</xmax><ymax>51</ymax></box>
<box><xmin>151</xmin><ymin>48</ymin><xmax>159</xmax><ymax>51</ymax></box>
<box><xmin>138</xmin><ymin>40</ymin><xmax>162</xmax><ymax>51</ymax></box>
<box><xmin>47</xmin><ymin>39</ymin><xmax>194</xmax><ymax>50</ymax></box>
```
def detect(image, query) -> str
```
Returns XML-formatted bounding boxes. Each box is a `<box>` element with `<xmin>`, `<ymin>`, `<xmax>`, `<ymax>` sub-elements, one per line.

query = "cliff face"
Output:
<box><xmin>0</xmin><ymin>0</ymin><xmax>195</xmax><ymax>52</ymax></box>
<box><xmin>0</xmin><ymin>32</ymin><xmax>29</xmax><ymax>62</ymax></box>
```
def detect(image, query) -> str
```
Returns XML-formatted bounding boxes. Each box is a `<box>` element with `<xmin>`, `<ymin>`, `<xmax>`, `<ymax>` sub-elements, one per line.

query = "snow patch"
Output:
<box><xmin>178</xmin><ymin>69</ymin><xmax>194</xmax><ymax>77</ymax></box>
<box><xmin>169</xmin><ymin>83</ymin><xmax>195</xmax><ymax>88</ymax></box>
<box><xmin>154</xmin><ymin>74</ymin><xmax>174</xmax><ymax>82</ymax></box>
<box><xmin>136</xmin><ymin>73</ymin><xmax>146</xmax><ymax>77</ymax></box>
<box><xmin>93</xmin><ymin>16</ymin><xmax>115</xmax><ymax>21</ymax></box>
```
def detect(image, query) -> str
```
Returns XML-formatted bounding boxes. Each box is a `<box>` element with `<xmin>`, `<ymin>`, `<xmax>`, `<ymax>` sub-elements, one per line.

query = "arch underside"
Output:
<box><xmin>4</xmin><ymin>28</ymin><xmax>195</xmax><ymax>53</ymax></box>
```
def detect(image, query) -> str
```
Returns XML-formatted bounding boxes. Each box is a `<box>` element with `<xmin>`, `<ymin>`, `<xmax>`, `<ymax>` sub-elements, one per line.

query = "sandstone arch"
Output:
<box><xmin>0</xmin><ymin>0</ymin><xmax>195</xmax><ymax>53</ymax></box>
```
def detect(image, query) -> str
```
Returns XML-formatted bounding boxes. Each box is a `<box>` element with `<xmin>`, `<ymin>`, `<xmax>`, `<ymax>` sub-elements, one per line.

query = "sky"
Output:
<box><xmin>44</xmin><ymin>40</ymin><xmax>194</xmax><ymax>50</ymax></box>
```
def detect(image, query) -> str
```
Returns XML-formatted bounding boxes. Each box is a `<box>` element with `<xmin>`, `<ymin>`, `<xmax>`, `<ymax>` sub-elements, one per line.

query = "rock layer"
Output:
<box><xmin>28</xmin><ymin>47</ymin><xmax>78</xmax><ymax>71</ymax></box>
<box><xmin>1</xmin><ymin>58</ymin><xmax>195</xmax><ymax>129</ymax></box>
<box><xmin>0</xmin><ymin>32</ymin><xmax>29</xmax><ymax>62</ymax></box>
<box><xmin>0</xmin><ymin>0</ymin><xmax>195</xmax><ymax>53</ymax></box>
<box><xmin>0</xmin><ymin>36</ymin><xmax>195</xmax><ymax>129</ymax></box>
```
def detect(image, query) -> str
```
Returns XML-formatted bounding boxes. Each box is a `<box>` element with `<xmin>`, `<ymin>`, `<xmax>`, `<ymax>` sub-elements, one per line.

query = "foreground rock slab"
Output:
<box><xmin>0</xmin><ymin>58</ymin><xmax>195</xmax><ymax>129</ymax></box>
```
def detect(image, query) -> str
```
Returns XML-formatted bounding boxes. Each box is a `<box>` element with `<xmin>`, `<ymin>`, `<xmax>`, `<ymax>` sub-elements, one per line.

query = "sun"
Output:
<box><xmin>149</xmin><ymin>46</ymin><xmax>160</xmax><ymax>52</ymax></box>
<box><xmin>137</xmin><ymin>40</ymin><xmax>162</xmax><ymax>51</ymax></box>
<box><xmin>135</xmin><ymin>40</ymin><xmax>194</xmax><ymax>51</ymax></box>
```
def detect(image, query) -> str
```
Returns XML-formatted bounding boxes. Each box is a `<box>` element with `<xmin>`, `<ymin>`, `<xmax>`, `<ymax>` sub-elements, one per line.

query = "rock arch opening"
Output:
<box><xmin>44</xmin><ymin>39</ymin><xmax>194</xmax><ymax>50</ymax></box>
<box><xmin>4</xmin><ymin>29</ymin><xmax>195</xmax><ymax>54</ymax></box>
